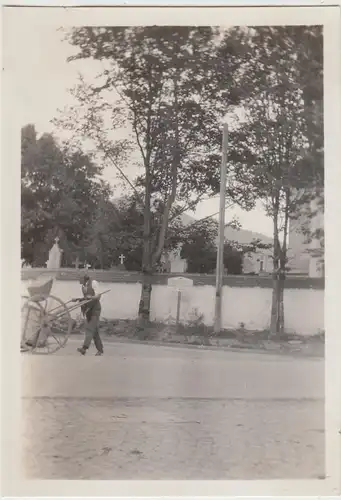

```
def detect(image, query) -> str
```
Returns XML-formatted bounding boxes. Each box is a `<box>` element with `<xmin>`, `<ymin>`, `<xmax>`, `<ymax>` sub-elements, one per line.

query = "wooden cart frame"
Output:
<box><xmin>21</xmin><ymin>276</ymin><xmax>109</xmax><ymax>354</ymax></box>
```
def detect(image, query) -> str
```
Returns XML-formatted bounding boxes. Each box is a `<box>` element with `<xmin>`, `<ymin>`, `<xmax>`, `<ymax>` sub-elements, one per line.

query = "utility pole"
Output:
<box><xmin>214</xmin><ymin>123</ymin><xmax>228</xmax><ymax>334</ymax></box>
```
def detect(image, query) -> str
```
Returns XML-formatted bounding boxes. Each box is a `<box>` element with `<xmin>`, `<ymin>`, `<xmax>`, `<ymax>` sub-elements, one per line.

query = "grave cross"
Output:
<box><xmin>119</xmin><ymin>254</ymin><xmax>125</xmax><ymax>265</ymax></box>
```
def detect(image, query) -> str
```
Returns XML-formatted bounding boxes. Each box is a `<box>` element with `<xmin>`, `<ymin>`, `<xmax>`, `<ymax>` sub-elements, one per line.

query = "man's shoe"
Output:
<box><xmin>77</xmin><ymin>347</ymin><xmax>87</xmax><ymax>355</ymax></box>
<box><xmin>95</xmin><ymin>351</ymin><xmax>103</xmax><ymax>356</ymax></box>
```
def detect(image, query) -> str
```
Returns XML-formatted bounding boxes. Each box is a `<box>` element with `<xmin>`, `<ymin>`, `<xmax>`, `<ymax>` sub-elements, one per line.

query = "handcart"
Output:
<box><xmin>21</xmin><ymin>275</ymin><xmax>109</xmax><ymax>355</ymax></box>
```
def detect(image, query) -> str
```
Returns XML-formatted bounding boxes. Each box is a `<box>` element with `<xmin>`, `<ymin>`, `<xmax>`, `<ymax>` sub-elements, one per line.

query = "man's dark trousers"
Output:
<box><xmin>83</xmin><ymin>312</ymin><xmax>103</xmax><ymax>352</ymax></box>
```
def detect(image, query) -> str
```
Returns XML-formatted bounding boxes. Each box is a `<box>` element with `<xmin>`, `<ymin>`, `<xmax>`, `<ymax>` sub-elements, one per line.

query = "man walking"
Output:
<box><xmin>74</xmin><ymin>273</ymin><xmax>104</xmax><ymax>356</ymax></box>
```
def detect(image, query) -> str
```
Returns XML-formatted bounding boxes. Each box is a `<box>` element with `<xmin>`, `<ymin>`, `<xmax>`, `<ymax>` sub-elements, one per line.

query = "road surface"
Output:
<box><xmin>21</xmin><ymin>340</ymin><xmax>324</xmax><ymax>480</ymax></box>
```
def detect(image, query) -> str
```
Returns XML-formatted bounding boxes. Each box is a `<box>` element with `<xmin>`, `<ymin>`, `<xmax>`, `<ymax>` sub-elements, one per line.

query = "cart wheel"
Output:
<box><xmin>21</xmin><ymin>294</ymin><xmax>73</xmax><ymax>355</ymax></box>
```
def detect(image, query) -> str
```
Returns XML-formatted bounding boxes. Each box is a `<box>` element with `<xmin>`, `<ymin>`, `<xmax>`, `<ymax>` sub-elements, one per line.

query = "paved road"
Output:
<box><xmin>22</xmin><ymin>340</ymin><xmax>324</xmax><ymax>480</ymax></box>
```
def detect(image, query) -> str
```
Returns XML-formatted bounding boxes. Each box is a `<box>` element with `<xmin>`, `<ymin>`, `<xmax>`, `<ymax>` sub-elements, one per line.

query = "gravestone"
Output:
<box><xmin>118</xmin><ymin>253</ymin><xmax>126</xmax><ymax>271</ymax></box>
<box><xmin>21</xmin><ymin>259</ymin><xmax>32</xmax><ymax>269</ymax></box>
<box><xmin>73</xmin><ymin>256</ymin><xmax>80</xmax><ymax>269</ymax></box>
<box><xmin>46</xmin><ymin>237</ymin><xmax>63</xmax><ymax>270</ymax></box>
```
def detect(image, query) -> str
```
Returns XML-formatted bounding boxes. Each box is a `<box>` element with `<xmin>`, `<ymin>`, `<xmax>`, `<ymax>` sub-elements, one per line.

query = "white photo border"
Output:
<box><xmin>1</xmin><ymin>2</ymin><xmax>340</xmax><ymax>498</ymax></box>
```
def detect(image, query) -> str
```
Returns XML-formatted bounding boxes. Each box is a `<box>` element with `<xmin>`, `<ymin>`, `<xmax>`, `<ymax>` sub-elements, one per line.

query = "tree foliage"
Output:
<box><xmin>42</xmin><ymin>25</ymin><xmax>323</xmax><ymax>334</ymax></box>
<box><xmin>222</xmin><ymin>26</ymin><xmax>323</xmax><ymax>334</ymax></box>
<box><xmin>180</xmin><ymin>218</ymin><xmax>218</xmax><ymax>274</ymax></box>
<box><xmin>21</xmin><ymin>124</ymin><xmax>111</xmax><ymax>266</ymax></box>
<box><xmin>60</xmin><ymin>26</ymin><xmax>255</xmax><ymax>324</ymax></box>
<box><xmin>223</xmin><ymin>244</ymin><xmax>243</xmax><ymax>275</ymax></box>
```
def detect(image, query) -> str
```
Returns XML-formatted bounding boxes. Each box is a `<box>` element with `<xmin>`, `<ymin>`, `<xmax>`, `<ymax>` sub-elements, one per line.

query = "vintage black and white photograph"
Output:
<box><xmin>1</xmin><ymin>3</ymin><xmax>340</xmax><ymax>497</ymax></box>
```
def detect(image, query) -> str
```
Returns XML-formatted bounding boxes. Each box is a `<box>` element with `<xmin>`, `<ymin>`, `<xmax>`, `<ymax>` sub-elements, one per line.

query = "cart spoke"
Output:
<box><xmin>21</xmin><ymin>294</ymin><xmax>72</xmax><ymax>355</ymax></box>
<box><xmin>51</xmin><ymin>335</ymin><xmax>62</xmax><ymax>346</ymax></box>
<box><xmin>49</xmin><ymin>316</ymin><xmax>71</xmax><ymax>335</ymax></box>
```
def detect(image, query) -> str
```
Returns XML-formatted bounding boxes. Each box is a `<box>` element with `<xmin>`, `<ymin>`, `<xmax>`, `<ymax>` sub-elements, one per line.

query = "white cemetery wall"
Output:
<box><xmin>21</xmin><ymin>277</ymin><xmax>324</xmax><ymax>336</ymax></box>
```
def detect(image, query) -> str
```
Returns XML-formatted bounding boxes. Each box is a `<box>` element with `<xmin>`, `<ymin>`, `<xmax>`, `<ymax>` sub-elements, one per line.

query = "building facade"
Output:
<box><xmin>287</xmin><ymin>194</ymin><xmax>324</xmax><ymax>277</ymax></box>
<box><xmin>161</xmin><ymin>197</ymin><xmax>324</xmax><ymax>277</ymax></box>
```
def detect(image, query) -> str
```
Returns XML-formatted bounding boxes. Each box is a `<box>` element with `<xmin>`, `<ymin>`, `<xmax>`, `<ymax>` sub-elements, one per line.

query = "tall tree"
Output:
<box><xmin>291</xmin><ymin>27</ymin><xmax>324</xmax><ymax>262</ymax></box>
<box><xmin>61</xmin><ymin>26</ymin><xmax>252</xmax><ymax>331</ymax></box>
<box><xmin>21</xmin><ymin>124</ymin><xmax>110</xmax><ymax>266</ymax></box>
<box><xmin>224</xmin><ymin>26</ymin><xmax>323</xmax><ymax>335</ymax></box>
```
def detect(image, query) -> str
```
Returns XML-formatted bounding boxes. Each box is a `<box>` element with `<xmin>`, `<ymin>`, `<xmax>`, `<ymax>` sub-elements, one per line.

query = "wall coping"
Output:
<box><xmin>21</xmin><ymin>268</ymin><xmax>325</xmax><ymax>290</ymax></box>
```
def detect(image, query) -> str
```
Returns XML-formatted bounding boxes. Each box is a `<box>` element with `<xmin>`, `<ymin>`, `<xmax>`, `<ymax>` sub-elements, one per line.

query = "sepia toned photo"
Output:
<box><xmin>1</xmin><ymin>4</ymin><xmax>341</xmax><ymax>498</ymax></box>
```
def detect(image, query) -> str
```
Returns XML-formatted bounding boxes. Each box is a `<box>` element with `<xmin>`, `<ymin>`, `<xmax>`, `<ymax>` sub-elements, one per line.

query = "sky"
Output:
<box><xmin>11</xmin><ymin>22</ymin><xmax>274</xmax><ymax>237</ymax></box>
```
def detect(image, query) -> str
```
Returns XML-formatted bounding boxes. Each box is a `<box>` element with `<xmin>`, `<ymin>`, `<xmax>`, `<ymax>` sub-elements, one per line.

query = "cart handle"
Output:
<box><xmin>48</xmin><ymin>290</ymin><xmax>111</xmax><ymax>318</ymax></box>
<box><xmin>71</xmin><ymin>289</ymin><xmax>111</xmax><ymax>302</ymax></box>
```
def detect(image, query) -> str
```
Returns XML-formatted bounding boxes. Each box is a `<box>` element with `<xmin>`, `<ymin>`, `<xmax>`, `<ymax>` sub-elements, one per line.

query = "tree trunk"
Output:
<box><xmin>270</xmin><ymin>269</ymin><xmax>279</xmax><ymax>335</ymax></box>
<box><xmin>138</xmin><ymin>274</ymin><xmax>152</xmax><ymax>330</ymax></box>
<box><xmin>270</xmin><ymin>194</ymin><xmax>282</xmax><ymax>337</ymax></box>
<box><xmin>270</xmin><ymin>271</ymin><xmax>285</xmax><ymax>337</ymax></box>
<box><xmin>136</xmin><ymin>74</ymin><xmax>180</xmax><ymax>338</ymax></box>
<box><xmin>270</xmin><ymin>189</ymin><xmax>290</xmax><ymax>338</ymax></box>
<box><xmin>278</xmin><ymin>274</ymin><xmax>285</xmax><ymax>335</ymax></box>
<box><xmin>151</xmin><ymin>77</ymin><xmax>179</xmax><ymax>266</ymax></box>
<box><xmin>137</xmin><ymin>162</ymin><xmax>153</xmax><ymax>337</ymax></box>
<box><xmin>97</xmin><ymin>238</ymin><xmax>104</xmax><ymax>269</ymax></box>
